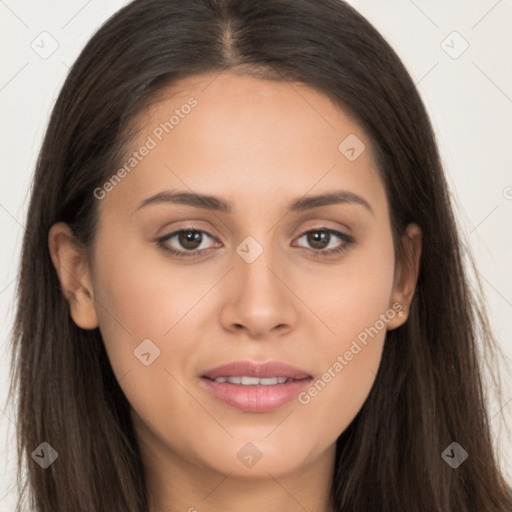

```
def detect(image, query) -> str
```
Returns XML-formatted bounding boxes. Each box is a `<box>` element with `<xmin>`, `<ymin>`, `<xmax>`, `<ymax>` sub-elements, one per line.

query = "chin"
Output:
<box><xmin>194</xmin><ymin>433</ymin><xmax>318</xmax><ymax>478</ymax></box>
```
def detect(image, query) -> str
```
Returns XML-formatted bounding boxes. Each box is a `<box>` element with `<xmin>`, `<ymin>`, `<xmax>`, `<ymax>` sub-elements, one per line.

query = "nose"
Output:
<box><xmin>219</xmin><ymin>245</ymin><xmax>299</xmax><ymax>339</ymax></box>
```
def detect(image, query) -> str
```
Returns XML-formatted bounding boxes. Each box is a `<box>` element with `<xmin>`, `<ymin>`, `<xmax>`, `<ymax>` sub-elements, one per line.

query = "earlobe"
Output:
<box><xmin>48</xmin><ymin>222</ymin><xmax>99</xmax><ymax>330</ymax></box>
<box><xmin>387</xmin><ymin>223</ymin><xmax>422</xmax><ymax>330</ymax></box>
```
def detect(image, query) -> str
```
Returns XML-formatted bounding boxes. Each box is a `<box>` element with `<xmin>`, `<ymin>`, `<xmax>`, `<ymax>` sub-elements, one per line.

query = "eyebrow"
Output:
<box><xmin>135</xmin><ymin>189</ymin><xmax>374</xmax><ymax>215</ymax></box>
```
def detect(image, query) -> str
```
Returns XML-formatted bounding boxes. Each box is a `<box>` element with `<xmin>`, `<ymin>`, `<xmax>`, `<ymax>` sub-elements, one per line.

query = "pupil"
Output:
<box><xmin>179</xmin><ymin>230</ymin><xmax>202</xmax><ymax>249</ymax></box>
<box><xmin>308</xmin><ymin>231</ymin><xmax>329</xmax><ymax>249</ymax></box>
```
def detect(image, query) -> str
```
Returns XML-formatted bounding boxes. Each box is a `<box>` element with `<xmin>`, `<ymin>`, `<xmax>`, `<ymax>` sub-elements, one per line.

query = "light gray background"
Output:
<box><xmin>1</xmin><ymin>0</ymin><xmax>511</xmax><ymax>509</ymax></box>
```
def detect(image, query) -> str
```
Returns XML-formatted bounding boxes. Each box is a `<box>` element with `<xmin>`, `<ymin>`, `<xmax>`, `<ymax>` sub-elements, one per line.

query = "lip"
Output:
<box><xmin>202</xmin><ymin>361</ymin><xmax>312</xmax><ymax>380</ymax></box>
<box><xmin>200</xmin><ymin>360</ymin><xmax>313</xmax><ymax>413</ymax></box>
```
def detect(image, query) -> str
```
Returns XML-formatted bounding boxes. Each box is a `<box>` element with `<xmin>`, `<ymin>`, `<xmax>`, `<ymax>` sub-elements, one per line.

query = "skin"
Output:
<box><xmin>49</xmin><ymin>71</ymin><xmax>422</xmax><ymax>512</ymax></box>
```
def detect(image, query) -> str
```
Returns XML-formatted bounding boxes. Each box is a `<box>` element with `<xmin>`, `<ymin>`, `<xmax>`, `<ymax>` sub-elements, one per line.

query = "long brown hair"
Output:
<box><xmin>9</xmin><ymin>0</ymin><xmax>512</xmax><ymax>510</ymax></box>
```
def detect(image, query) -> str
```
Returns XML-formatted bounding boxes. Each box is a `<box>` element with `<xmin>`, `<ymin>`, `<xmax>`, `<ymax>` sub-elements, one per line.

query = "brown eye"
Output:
<box><xmin>295</xmin><ymin>228</ymin><xmax>354</xmax><ymax>256</ymax></box>
<box><xmin>177</xmin><ymin>230</ymin><xmax>204</xmax><ymax>250</ymax></box>
<box><xmin>157</xmin><ymin>228</ymin><xmax>219</xmax><ymax>257</ymax></box>
<box><xmin>304</xmin><ymin>230</ymin><xmax>331</xmax><ymax>250</ymax></box>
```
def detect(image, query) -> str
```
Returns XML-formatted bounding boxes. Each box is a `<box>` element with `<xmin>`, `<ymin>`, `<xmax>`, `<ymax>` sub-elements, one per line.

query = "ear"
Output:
<box><xmin>48</xmin><ymin>222</ymin><xmax>98</xmax><ymax>330</ymax></box>
<box><xmin>387</xmin><ymin>222</ymin><xmax>422</xmax><ymax>330</ymax></box>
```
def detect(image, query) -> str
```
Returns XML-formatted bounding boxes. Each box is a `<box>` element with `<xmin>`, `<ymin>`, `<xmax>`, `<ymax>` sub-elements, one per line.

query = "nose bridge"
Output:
<box><xmin>235</xmin><ymin>233</ymin><xmax>283</xmax><ymax>301</ymax></box>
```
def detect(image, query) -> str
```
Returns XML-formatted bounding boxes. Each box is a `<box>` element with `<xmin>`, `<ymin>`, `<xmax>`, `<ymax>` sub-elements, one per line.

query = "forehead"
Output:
<box><xmin>99</xmin><ymin>71</ymin><xmax>387</xmax><ymax>220</ymax></box>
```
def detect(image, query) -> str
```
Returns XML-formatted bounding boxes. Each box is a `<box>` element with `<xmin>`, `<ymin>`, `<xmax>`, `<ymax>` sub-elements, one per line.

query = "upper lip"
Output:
<box><xmin>202</xmin><ymin>361</ymin><xmax>312</xmax><ymax>380</ymax></box>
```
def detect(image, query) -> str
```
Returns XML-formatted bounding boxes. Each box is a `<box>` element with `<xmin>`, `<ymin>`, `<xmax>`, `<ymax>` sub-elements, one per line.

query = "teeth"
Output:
<box><xmin>212</xmin><ymin>376</ymin><xmax>290</xmax><ymax>385</ymax></box>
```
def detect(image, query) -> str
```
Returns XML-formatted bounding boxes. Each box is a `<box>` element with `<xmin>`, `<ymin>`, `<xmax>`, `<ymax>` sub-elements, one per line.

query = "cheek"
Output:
<box><xmin>310</xmin><ymin>226</ymin><xmax>396</xmax><ymax>345</ymax></box>
<box><xmin>91</xmin><ymin>231</ymin><xmax>213</xmax><ymax>344</ymax></box>
<box><xmin>89</xmin><ymin>230</ymin><xmax>235</xmax><ymax>442</ymax></box>
<box><xmin>90</xmin><ymin>239</ymin><xmax>208</xmax><ymax>440</ymax></box>
<box><xmin>296</xmin><ymin>231</ymin><xmax>395</xmax><ymax>435</ymax></box>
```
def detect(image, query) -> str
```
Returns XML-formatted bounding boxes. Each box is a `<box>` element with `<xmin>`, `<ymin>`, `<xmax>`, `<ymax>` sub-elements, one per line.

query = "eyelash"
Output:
<box><xmin>156</xmin><ymin>226</ymin><xmax>355</xmax><ymax>259</ymax></box>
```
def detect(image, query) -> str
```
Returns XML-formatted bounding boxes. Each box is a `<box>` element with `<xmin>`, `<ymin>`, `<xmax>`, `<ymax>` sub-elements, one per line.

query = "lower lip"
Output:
<box><xmin>200</xmin><ymin>377</ymin><xmax>313</xmax><ymax>412</ymax></box>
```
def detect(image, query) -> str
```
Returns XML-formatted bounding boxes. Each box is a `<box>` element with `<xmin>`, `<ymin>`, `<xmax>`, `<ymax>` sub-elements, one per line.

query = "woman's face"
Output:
<box><xmin>51</xmin><ymin>72</ymin><xmax>420</xmax><ymax>483</ymax></box>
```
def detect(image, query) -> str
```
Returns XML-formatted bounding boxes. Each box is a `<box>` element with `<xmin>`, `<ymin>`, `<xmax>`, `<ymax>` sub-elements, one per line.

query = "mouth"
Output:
<box><xmin>204</xmin><ymin>375</ymin><xmax>302</xmax><ymax>385</ymax></box>
<box><xmin>199</xmin><ymin>360</ymin><xmax>313</xmax><ymax>413</ymax></box>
